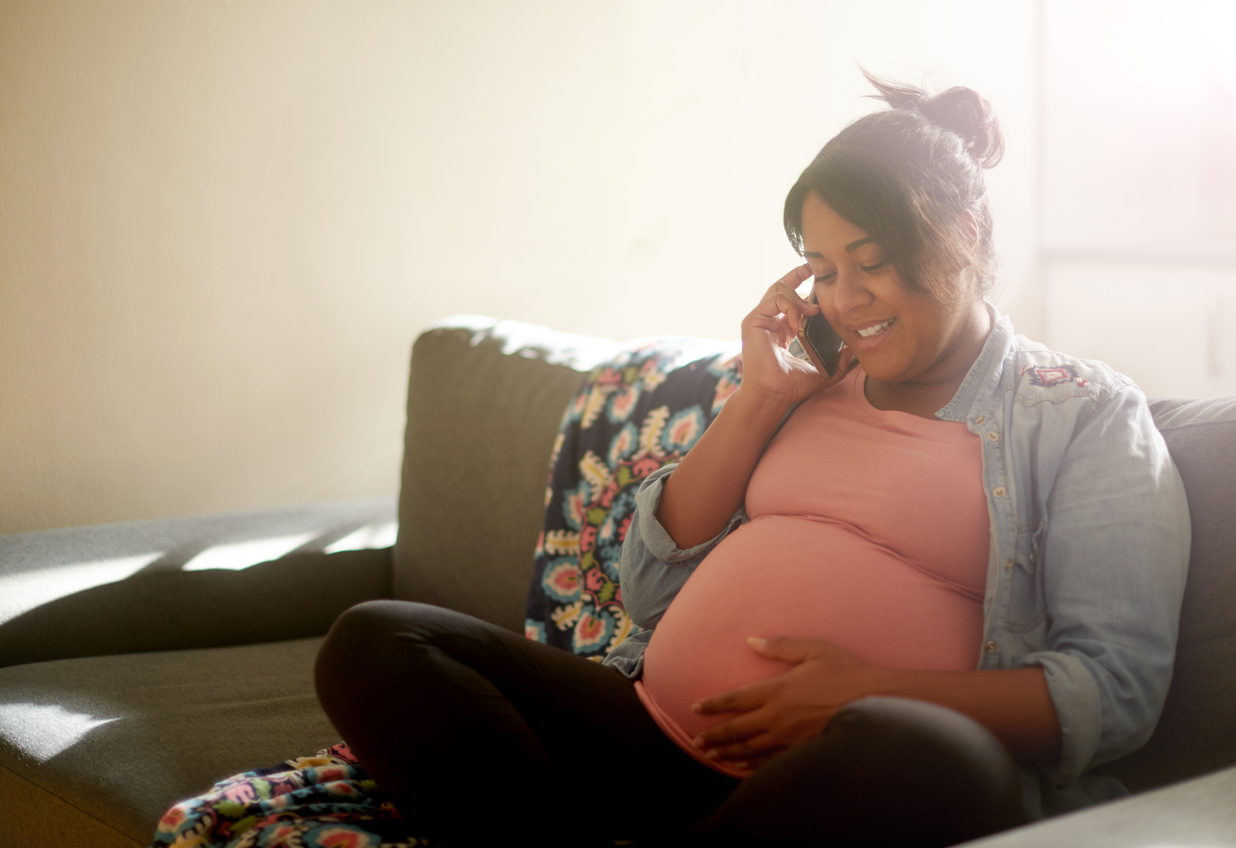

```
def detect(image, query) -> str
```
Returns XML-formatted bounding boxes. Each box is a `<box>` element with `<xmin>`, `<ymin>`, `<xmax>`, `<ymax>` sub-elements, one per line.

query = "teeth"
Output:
<box><xmin>857</xmin><ymin>319</ymin><xmax>893</xmax><ymax>338</ymax></box>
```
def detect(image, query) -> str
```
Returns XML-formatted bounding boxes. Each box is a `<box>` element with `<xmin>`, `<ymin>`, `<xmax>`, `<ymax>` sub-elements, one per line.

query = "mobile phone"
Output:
<box><xmin>796</xmin><ymin>296</ymin><xmax>845</xmax><ymax>378</ymax></box>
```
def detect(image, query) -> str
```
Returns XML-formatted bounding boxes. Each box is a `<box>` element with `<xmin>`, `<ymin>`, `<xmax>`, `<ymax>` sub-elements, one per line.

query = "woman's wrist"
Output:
<box><xmin>725</xmin><ymin>384</ymin><xmax>800</xmax><ymax>431</ymax></box>
<box><xmin>856</xmin><ymin>666</ymin><xmax>1062</xmax><ymax>764</ymax></box>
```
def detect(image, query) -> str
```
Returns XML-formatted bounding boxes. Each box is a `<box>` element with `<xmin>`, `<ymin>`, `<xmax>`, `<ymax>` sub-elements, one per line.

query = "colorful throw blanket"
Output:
<box><xmin>151</xmin><ymin>743</ymin><xmax>432</xmax><ymax>848</ymax></box>
<box><xmin>152</xmin><ymin>337</ymin><xmax>740</xmax><ymax>848</ymax></box>
<box><xmin>524</xmin><ymin>337</ymin><xmax>742</xmax><ymax>658</ymax></box>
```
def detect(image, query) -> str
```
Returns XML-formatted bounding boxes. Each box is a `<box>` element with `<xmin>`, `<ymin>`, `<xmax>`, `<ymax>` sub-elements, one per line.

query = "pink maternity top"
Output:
<box><xmin>635</xmin><ymin>366</ymin><xmax>991</xmax><ymax>776</ymax></box>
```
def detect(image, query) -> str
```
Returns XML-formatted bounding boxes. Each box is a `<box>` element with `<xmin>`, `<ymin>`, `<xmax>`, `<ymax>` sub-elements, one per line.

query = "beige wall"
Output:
<box><xmin>0</xmin><ymin>0</ymin><xmax>1038</xmax><ymax>533</ymax></box>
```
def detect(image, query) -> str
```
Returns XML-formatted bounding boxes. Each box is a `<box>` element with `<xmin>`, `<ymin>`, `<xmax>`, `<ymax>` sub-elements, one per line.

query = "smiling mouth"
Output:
<box><xmin>855</xmin><ymin>319</ymin><xmax>894</xmax><ymax>338</ymax></box>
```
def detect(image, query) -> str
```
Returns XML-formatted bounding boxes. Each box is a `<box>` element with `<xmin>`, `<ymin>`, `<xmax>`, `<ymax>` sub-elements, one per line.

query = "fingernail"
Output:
<box><xmin>748</xmin><ymin>636</ymin><xmax>767</xmax><ymax>649</ymax></box>
<box><xmin>691</xmin><ymin>702</ymin><xmax>703</xmax><ymax>713</ymax></box>
<box><xmin>705</xmin><ymin>750</ymin><xmax>719</xmax><ymax>760</ymax></box>
<box><xmin>691</xmin><ymin>736</ymin><xmax>704</xmax><ymax>749</ymax></box>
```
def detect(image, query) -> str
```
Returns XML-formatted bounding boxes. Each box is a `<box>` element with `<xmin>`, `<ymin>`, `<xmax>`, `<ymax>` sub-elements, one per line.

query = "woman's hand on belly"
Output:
<box><xmin>689</xmin><ymin>635</ymin><xmax>877</xmax><ymax>767</ymax></box>
<box><xmin>690</xmin><ymin>636</ymin><xmax>1065</xmax><ymax>767</ymax></box>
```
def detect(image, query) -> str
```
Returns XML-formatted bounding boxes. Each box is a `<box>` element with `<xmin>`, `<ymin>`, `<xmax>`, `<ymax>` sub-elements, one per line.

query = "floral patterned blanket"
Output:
<box><xmin>152</xmin><ymin>743</ymin><xmax>431</xmax><ymax>848</ymax></box>
<box><xmin>151</xmin><ymin>337</ymin><xmax>739</xmax><ymax>848</ymax></box>
<box><xmin>524</xmin><ymin>336</ymin><xmax>742</xmax><ymax>658</ymax></box>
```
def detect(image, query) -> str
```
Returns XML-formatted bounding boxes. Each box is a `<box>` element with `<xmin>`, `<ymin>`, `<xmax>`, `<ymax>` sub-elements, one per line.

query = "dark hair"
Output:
<box><xmin>784</xmin><ymin>70</ymin><xmax>1005</xmax><ymax>298</ymax></box>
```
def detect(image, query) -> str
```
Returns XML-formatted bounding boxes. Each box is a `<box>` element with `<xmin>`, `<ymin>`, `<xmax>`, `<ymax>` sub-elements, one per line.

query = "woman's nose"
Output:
<box><xmin>831</xmin><ymin>269</ymin><xmax>873</xmax><ymax>315</ymax></box>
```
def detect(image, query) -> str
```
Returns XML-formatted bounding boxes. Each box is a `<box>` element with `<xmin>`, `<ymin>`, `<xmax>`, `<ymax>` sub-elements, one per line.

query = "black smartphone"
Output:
<box><xmin>796</xmin><ymin>295</ymin><xmax>844</xmax><ymax>378</ymax></box>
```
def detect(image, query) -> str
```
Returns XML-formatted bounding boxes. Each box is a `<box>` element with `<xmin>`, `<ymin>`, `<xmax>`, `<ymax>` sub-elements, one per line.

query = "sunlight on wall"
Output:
<box><xmin>6</xmin><ymin>0</ymin><xmax>1227</xmax><ymax>532</ymax></box>
<box><xmin>1040</xmin><ymin>0</ymin><xmax>1236</xmax><ymax>397</ymax></box>
<box><xmin>1043</xmin><ymin>0</ymin><xmax>1236</xmax><ymax>252</ymax></box>
<box><xmin>1047</xmin><ymin>264</ymin><xmax>1235</xmax><ymax>397</ymax></box>
<box><xmin>0</xmin><ymin>703</ymin><xmax>120</xmax><ymax>762</ymax></box>
<box><xmin>565</xmin><ymin>1</ymin><xmax>1039</xmax><ymax>342</ymax></box>
<box><xmin>0</xmin><ymin>0</ymin><xmax>1040</xmax><ymax>533</ymax></box>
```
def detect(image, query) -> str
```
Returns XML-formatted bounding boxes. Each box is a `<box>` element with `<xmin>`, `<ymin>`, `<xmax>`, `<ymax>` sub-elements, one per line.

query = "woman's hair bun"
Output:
<box><xmin>862</xmin><ymin>69</ymin><xmax>1005</xmax><ymax>168</ymax></box>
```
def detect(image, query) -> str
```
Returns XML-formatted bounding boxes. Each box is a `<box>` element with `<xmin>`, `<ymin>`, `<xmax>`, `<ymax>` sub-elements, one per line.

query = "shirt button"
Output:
<box><xmin>993</xmin><ymin>486</ymin><xmax>1007</xmax><ymax>498</ymax></box>
<box><xmin>1004</xmin><ymin>559</ymin><xmax>1013</xmax><ymax>572</ymax></box>
<box><xmin>987</xmin><ymin>430</ymin><xmax>1000</xmax><ymax>441</ymax></box>
<box><xmin>1029</xmin><ymin>551</ymin><xmax>1036</xmax><ymax>563</ymax></box>
<box><xmin>975</xmin><ymin>415</ymin><xmax>987</xmax><ymax>425</ymax></box>
<box><xmin>984</xmin><ymin>640</ymin><xmax>998</xmax><ymax>654</ymax></box>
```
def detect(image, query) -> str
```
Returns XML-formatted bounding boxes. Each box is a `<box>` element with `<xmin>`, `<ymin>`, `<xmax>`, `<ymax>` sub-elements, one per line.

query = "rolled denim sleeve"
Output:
<box><xmin>618</xmin><ymin>463</ymin><xmax>747</xmax><ymax>630</ymax></box>
<box><xmin>1015</xmin><ymin>385</ymin><xmax>1191</xmax><ymax>786</ymax></box>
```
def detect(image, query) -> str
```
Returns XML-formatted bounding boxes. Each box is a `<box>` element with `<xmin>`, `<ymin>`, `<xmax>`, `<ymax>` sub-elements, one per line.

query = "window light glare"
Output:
<box><xmin>0</xmin><ymin>703</ymin><xmax>120</xmax><ymax>762</ymax></box>
<box><xmin>324</xmin><ymin>521</ymin><xmax>398</xmax><ymax>554</ymax></box>
<box><xmin>181</xmin><ymin>533</ymin><xmax>316</xmax><ymax>572</ymax></box>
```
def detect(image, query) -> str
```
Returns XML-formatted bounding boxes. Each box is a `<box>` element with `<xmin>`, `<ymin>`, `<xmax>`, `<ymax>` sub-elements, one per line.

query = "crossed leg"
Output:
<box><xmin>315</xmin><ymin>601</ymin><xmax>1025</xmax><ymax>848</ymax></box>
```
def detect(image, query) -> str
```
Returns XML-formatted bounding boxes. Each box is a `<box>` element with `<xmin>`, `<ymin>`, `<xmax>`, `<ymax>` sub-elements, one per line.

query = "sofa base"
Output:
<box><xmin>0</xmin><ymin>761</ymin><xmax>142</xmax><ymax>848</ymax></box>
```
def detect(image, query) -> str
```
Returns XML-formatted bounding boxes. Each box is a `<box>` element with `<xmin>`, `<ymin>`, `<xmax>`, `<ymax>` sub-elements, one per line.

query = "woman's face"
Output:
<box><xmin>800</xmin><ymin>192</ymin><xmax>988</xmax><ymax>389</ymax></box>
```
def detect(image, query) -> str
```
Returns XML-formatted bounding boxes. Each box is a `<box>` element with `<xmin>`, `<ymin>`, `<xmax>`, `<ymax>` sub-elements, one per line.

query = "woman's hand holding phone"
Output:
<box><xmin>739</xmin><ymin>264</ymin><xmax>855</xmax><ymax>411</ymax></box>
<box><xmin>654</xmin><ymin>264</ymin><xmax>856</xmax><ymax>550</ymax></box>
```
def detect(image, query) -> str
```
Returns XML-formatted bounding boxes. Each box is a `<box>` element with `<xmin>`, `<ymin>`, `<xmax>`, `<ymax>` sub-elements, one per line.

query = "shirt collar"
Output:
<box><xmin>935</xmin><ymin>302</ymin><xmax>1014</xmax><ymax>424</ymax></box>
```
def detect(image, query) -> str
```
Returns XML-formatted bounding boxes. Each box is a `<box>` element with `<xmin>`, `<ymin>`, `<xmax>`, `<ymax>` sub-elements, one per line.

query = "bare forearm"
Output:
<box><xmin>659</xmin><ymin>267</ymin><xmax>851</xmax><ymax>549</ymax></box>
<box><xmin>657</xmin><ymin>389</ymin><xmax>791</xmax><ymax>548</ymax></box>
<box><xmin>871</xmin><ymin>665</ymin><xmax>1062</xmax><ymax>764</ymax></box>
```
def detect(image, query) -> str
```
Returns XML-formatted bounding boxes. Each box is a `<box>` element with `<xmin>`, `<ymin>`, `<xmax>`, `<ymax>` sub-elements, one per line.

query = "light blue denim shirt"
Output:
<box><xmin>603</xmin><ymin>309</ymin><xmax>1191</xmax><ymax>817</ymax></box>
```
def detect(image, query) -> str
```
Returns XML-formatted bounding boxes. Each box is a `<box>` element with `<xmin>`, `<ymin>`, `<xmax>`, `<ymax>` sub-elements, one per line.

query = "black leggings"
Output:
<box><xmin>315</xmin><ymin>601</ymin><xmax>1025</xmax><ymax>847</ymax></box>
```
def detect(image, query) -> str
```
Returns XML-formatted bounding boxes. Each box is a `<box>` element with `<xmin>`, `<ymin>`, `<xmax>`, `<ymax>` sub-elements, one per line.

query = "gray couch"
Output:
<box><xmin>2</xmin><ymin>315</ymin><xmax>1234</xmax><ymax>847</ymax></box>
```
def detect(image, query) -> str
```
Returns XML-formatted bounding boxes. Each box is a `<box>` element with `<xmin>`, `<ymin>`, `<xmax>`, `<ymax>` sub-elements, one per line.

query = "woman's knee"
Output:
<box><xmin>712</xmin><ymin>697</ymin><xmax>1025</xmax><ymax>846</ymax></box>
<box><xmin>825</xmin><ymin>696</ymin><xmax>1026</xmax><ymax>834</ymax></box>
<box><xmin>315</xmin><ymin>600</ymin><xmax>435</xmax><ymax>694</ymax></box>
<box><xmin>829</xmin><ymin>696</ymin><xmax>1019</xmax><ymax>782</ymax></box>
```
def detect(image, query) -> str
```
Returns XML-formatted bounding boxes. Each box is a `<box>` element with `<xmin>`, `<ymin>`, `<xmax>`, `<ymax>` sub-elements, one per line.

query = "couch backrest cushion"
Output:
<box><xmin>523</xmin><ymin>336</ymin><xmax>742</xmax><ymax>657</ymax></box>
<box><xmin>1094</xmin><ymin>394</ymin><xmax>1236</xmax><ymax>791</ymax></box>
<box><xmin>0</xmin><ymin>499</ymin><xmax>396</xmax><ymax>668</ymax></box>
<box><xmin>395</xmin><ymin>317</ymin><xmax>622</xmax><ymax>632</ymax></box>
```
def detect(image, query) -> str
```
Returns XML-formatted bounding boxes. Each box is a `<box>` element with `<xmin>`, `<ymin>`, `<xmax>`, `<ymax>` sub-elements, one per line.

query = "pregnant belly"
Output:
<box><xmin>640</xmin><ymin>516</ymin><xmax>984</xmax><ymax>743</ymax></box>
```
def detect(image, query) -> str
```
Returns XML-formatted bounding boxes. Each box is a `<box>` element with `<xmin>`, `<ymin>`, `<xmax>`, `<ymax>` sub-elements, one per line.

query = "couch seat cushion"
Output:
<box><xmin>0</xmin><ymin>637</ymin><xmax>338</xmax><ymax>846</ymax></box>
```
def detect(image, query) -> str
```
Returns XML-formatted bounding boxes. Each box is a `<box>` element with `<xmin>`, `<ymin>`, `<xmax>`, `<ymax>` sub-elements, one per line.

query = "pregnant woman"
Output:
<box><xmin>315</xmin><ymin>74</ymin><xmax>1190</xmax><ymax>848</ymax></box>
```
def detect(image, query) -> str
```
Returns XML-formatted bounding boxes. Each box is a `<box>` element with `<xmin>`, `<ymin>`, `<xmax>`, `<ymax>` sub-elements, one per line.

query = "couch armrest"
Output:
<box><xmin>961</xmin><ymin>765</ymin><xmax>1236</xmax><ymax>846</ymax></box>
<box><xmin>0</xmin><ymin>497</ymin><xmax>396</xmax><ymax>668</ymax></box>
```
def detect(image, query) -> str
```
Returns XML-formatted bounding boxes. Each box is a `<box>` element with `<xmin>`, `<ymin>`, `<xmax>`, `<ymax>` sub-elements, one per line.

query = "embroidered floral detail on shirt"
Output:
<box><xmin>1022</xmin><ymin>364</ymin><xmax>1090</xmax><ymax>389</ymax></box>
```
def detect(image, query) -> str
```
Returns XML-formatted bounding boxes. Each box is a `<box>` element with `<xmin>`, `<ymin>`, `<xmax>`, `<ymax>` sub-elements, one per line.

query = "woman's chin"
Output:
<box><xmin>854</xmin><ymin>353</ymin><xmax>908</xmax><ymax>384</ymax></box>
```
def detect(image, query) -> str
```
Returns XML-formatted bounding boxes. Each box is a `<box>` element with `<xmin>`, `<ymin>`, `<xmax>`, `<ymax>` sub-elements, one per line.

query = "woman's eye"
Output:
<box><xmin>813</xmin><ymin>273</ymin><xmax>836</xmax><ymax>284</ymax></box>
<box><xmin>860</xmin><ymin>261</ymin><xmax>887</xmax><ymax>274</ymax></box>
